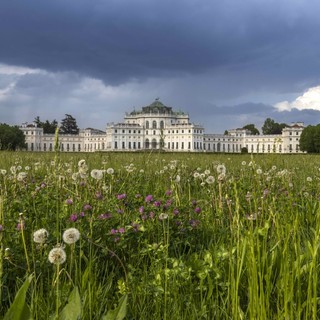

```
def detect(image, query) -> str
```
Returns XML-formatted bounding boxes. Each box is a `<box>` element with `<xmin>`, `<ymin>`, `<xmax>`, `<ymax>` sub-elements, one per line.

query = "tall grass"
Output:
<box><xmin>0</xmin><ymin>151</ymin><xmax>320</xmax><ymax>319</ymax></box>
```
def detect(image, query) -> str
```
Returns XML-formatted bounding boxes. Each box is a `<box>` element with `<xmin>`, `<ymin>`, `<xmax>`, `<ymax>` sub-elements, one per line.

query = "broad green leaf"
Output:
<box><xmin>59</xmin><ymin>286</ymin><xmax>81</xmax><ymax>320</ymax></box>
<box><xmin>4</xmin><ymin>274</ymin><xmax>33</xmax><ymax>320</ymax></box>
<box><xmin>102</xmin><ymin>295</ymin><xmax>128</xmax><ymax>320</ymax></box>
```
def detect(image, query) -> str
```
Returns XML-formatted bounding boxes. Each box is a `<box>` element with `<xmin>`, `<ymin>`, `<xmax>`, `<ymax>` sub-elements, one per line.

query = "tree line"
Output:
<box><xmin>0</xmin><ymin>114</ymin><xmax>79</xmax><ymax>150</ymax></box>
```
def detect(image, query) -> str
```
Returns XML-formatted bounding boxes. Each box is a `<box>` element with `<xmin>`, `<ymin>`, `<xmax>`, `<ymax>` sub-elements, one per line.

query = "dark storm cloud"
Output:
<box><xmin>1</xmin><ymin>0</ymin><xmax>320</xmax><ymax>87</ymax></box>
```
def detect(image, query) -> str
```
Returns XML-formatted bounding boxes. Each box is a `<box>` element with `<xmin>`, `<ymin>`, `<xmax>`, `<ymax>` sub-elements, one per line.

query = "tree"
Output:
<box><xmin>299</xmin><ymin>125</ymin><xmax>320</xmax><ymax>153</ymax></box>
<box><xmin>60</xmin><ymin>114</ymin><xmax>79</xmax><ymax>135</ymax></box>
<box><xmin>0</xmin><ymin>124</ymin><xmax>26</xmax><ymax>150</ymax></box>
<box><xmin>262</xmin><ymin>118</ymin><xmax>287</xmax><ymax>134</ymax></box>
<box><xmin>34</xmin><ymin>116</ymin><xmax>58</xmax><ymax>134</ymax></box>
<box><xmin>243</xmin><ymin>124</ymin><xmax>260</xmax><ymax>135</ymax></box>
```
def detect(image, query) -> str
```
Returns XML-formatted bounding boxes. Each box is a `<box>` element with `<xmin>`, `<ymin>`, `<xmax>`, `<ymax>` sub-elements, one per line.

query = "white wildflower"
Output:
<box><xmin>0</xmin><ymin>169</ymin><xmax>7</xmax><ymax>175</ymax></box>
<box><xmin>204</xmin><ymin>169</ymin><xmax>210</xmax><ymax>175</ymax></box>
<box><xmin>256</xmin><ymin>169</ymin><xmax>263</xmax><ymax>175</ymax></box>
<box><xmin>63</xmin><ymin>228</ymin><xmax>80</xmax><ymax>244</ymax></box>
<box><xmin>33</xmin><ymin>228</ymin><xmax>49</xmax><ymax>244</ymax></box>
<box><xmin>17</xmin><ymin>172</ymin><xmax>27</xmax><ymax>181</ymax></box>
<box><xmin>174</xmin><ymin>175</ymin><xmax>181</xmax><ymax>183</ymax></box>
<box><xmin>241</xmin><ymin>161</ymin><xmax>246</xmax><ymax>166</ymax></box>
<box><xmin>72</xmin><ymin>172</ymin><xmax>79</xmax><ymax>181</ymax></box>
<box><xmin>193</xmin><ymin>172</ymin><xmax>200</xmax><ymax>178</ymax></box>
<box><xmin>10</xmin><ymin>166</ymin><xmax>16</xmax><ymax>174</ymax></box>
<box><xmin>106</xmin><ymin>168</ymin><xmax>114</xmax><ymax>175</ymax></box>
<box><xmin>307</xmin><ymin>177</ymin><xmax>312</xmax><ymax>182</ymax></box>
<box><xmin>78</xmin><ymin>159</ymin><xmax>86</xmax><ymax>167</ymax></box>
<box><xmin>90</xmin><ymin>169</ymin><xmax>103</xmax><ymax>180</ymax></box>
<box><xmin>48</xmin><ymin>247</ymin><xmax>67</xmax><ymax>265</ymax></box>
<box><xmin>217</xmin><ymin>164</ymin><xmax>226</xmax><ymax>175</ymax></box>
<box><xmin>158</xmin><ymin>213</ymin><xmax>168</xmax><ymax>220</ymax></box>
<box><xmin>206</xmin><ymin>176</ymin><xmax>215</xmax><ymax>184</ymax></box>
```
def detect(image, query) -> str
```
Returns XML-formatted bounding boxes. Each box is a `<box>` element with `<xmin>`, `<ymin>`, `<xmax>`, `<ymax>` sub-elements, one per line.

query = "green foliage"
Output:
<box><xmin>60</xmin><ymin>114</ymin><xmax>79</xmax><ymax>135</ymax></box>
<box><xmin>3</xmin><ymin>275</ymin><xmax>33</xmax><ymax>320</ymax></box>
<box><xmin>0</xmin><ymin>124</ymin><xmax>26</xmax><ymax>150</ymax></box>
<box><xmin>262</xmin><ymin>118</ymin><xmax>287</xmax><ymax>134</ymax></box>
<box><xmin>34</xmin><ymin>116</ymin><xmax>58</xmax><ymax>134</ymax></box>
<box><xmin>59</xmin><ymin>287</ymin><xmax>81</xmax><ymax>320</ymax></box>
<box><xmin>102</xmin><ymin>295</ymin><xmax>128</xmax><ymax>320</ymax></box>
<box><xmin>243</xmin><ymin>123</ymin><xmax>260</xmax><ymax>135</ymax></box>
<box><xmin>300</xmin><ymin>124</ymin><xmax>320</xmax><ymax>153</ymax></box>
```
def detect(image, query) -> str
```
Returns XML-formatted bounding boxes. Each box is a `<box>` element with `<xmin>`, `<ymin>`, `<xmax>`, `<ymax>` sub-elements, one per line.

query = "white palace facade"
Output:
<box><xmin>20</xmin><ymin>99</ymin><xmax>305</xmax><ymax>154</ymax></box>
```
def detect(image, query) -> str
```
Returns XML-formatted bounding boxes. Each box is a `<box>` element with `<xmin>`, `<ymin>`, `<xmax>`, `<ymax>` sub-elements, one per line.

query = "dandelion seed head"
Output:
<box><xmin>62</xmin><ymin>228</ymin><xmax>80</xmax><ymax>244</ymax></box>
<box><xmin>217</xmin><ymin>164</ymin><xmax>226</xmax><ymax>175</ymax></box>
<box><xmin>206</xmin><ymin>176</ymin><xmax>215</xmax><ymax>184</ymax></box>
<box><xmin>91</xmin><ymin>169</ymin><xmax>103</xmax><ymax>180</ymax></box>
<box><xmin>106</xmin><ymin>168</ymin><xmax>114</xmax><ymax>175</ymax></box>
<box><xmin>33</xmin><ymin>228</ymin><xmax>49</xmax><ymax>244</ymax></box>
<box><xmin>158</xmin><ymin>213</ymin><xmax>168</xmax><ymax>220</ymax></box>
<box><xmin>48</xmin><ymin>247</ymin><xmax>66</xmax><ymax>265</ymax></box>
<box><xmin>17</xmin><ymin>172</ymin><xmax>27</xmax><ymax>181</ymax></box>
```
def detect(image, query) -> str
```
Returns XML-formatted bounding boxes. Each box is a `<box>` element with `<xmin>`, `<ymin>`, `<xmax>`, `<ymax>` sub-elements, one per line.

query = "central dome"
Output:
<box><xmin>142</xmin><ymin>99</ymin><xmax>173</xmax><ymax>114</ymax></box>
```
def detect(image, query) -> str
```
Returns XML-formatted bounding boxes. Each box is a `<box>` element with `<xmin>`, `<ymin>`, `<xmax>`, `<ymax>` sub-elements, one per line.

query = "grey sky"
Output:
<box><xmin>0</xmin><ymin>0</ymin><xmax>320</xmax><ymax>133</ymax></box>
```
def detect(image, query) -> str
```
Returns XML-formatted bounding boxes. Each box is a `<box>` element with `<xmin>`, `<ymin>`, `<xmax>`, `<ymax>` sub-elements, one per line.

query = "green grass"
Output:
<box><xmin>0</xmin><ymin>151</ymin><xmax>320</xmax><ymax>319</ymax></box>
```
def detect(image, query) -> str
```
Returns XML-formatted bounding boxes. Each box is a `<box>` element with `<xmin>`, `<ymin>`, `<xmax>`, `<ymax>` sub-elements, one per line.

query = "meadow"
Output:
<box><xmin>0</xmin><ymin>150</ymin><xmax>320</xmax><ymax>319</ymax></box>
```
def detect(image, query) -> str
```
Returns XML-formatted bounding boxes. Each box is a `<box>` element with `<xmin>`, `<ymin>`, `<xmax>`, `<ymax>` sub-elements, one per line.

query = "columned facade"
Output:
<box><xmin>20</xmin><ymin>100</ymin><xmax>305</xmax><ymax>154</ymax></box>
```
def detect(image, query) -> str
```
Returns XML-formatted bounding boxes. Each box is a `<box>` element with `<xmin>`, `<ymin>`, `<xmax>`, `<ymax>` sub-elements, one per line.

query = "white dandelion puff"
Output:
<box><xmin>106</xmin><ymin>168</ymin><xmax>114</xmax><ymax>175</ymax></box>
<box><xmin>33</xmin><ymin>228</ymin><xmax>49</xmax><ymax>244</ymax></box>
<box><xmin>90</xmin><ymin>169</ymin><xmax>103</xmax><ymax>180</ymax></box>
<box><xmin>48</xmin><ymin>247</ymin><xmax>67</xmax><ymax>265</ymax></box>
<box><xmin>62</xmin><ymin>228</ymin><xmax>80</xmax><ymax>244</ymax></box>
<box><xmin>78</xmin><ymin>159</ymin><xmax>86</xmax><ymax>167</ymax></box>
<box><xmin>217</xmin><ymin>164</ymin><xmax>226</xmax><ymax>175</ymax></box>
<box><xmin>206</xmin><ymin>176</ymin><xmax>215</xmax><ymax>184</ymax></box>
<box><xmin>17</xmin><ymin>172</ymin><xmax>27</xmax><ymax>181</ymax></box>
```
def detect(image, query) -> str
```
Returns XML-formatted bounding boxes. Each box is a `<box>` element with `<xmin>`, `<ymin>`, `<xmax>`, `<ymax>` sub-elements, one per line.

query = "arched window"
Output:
<box><xmin>145</xmin><ymin>139</ymin><xmax>150</xmax><ymax>149</ymax></box>
<box><xmin>152</xmin><ymin>120</ymin><xmax>157</xmax><ymax>129</ymax></box>
<box><xmin>146</xmin><ymin>121</ymin><xmax>149</xmax><ymax>129</ymax></box>
<box><xmin>160</xmin><ymin>121</ymin><xmax>164</xmax><ymax>129</ymax></box>
<box><xmin>152</xmin><ymin>139</ymin><xmax>157</xmax><ymax>149</ymax></box>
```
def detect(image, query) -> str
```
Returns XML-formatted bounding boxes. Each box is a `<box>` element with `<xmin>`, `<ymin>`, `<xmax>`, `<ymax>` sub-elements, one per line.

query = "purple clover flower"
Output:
<box><xmin>69</xmin><ymin>213</ymin><xmax>78</xmax><ymax>222</ymax></box>
<box><xmin>118</xmin><ymin>227</ymin><xmax>125</xmax><ymax>234</ymax></box>
<box><xmin>117</xmin><ymin>193</ymin><xmax>126</xmax><ymax>200</ymax></box>
<box><xmin>139</xmin><ymin>206</ymin><xmax>144</xmax><ymax>214</ymax></box>
<box><xmin>149</xmin><ymin>211</ymin><xmax>155</xmax><ymax>219</ymax></box>
<box><xmin>83</xmin><ymin>204</ymin><xmax>92</xmax><ymax>211</ymax></box>
<box><xmin>173</xmin><ymin>208</ymin><xmax>179</xmax><ymax>216</ymax></box>
<box><xmin>195</xmin><ymin>207</ymin><xmax>201</xmax><ymax>214</ymax></box>
<box><xmin>145</xmin><ymin>194</ymin><xmax>153</xmax><ymax>203</ymax></box>
<box><xmin>153</xmin><ymin>201</ymin><xmax>161</xmax><ymax>207</ymax></box>
<box><xmin>65</xmin><ymin>198</ymin><xmax>73</xmax><ymax>205</ymax></box>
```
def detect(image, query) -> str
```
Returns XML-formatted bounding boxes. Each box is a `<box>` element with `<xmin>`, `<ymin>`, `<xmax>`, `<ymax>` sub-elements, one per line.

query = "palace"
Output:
<box><xmin>20</xmin><ymin>99</ymin><xmax>304</xmax><ymax>153</ymax></box>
